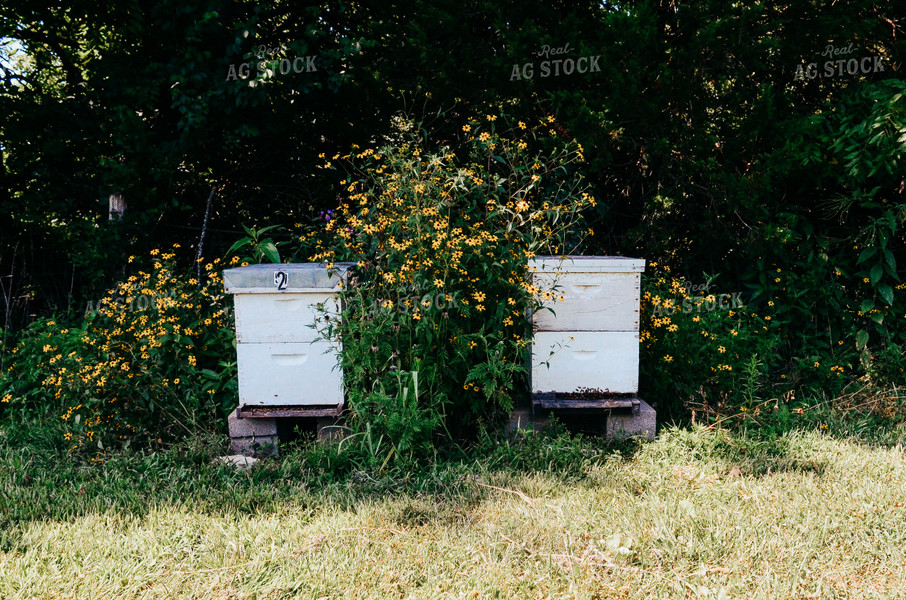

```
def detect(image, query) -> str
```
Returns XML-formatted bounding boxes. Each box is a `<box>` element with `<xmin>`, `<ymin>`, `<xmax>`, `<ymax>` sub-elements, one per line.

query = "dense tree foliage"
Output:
<box><xmin>1</xmin><ymin>1</ymin><xmax>903</xmax><ymax>422</ymax></box>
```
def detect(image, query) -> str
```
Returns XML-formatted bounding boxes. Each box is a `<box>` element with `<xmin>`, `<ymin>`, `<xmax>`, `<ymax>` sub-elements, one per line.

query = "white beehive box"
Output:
<box><xmin>530</xmin><ymin>256</ymin><xmax>645</xmax><ymax>395</ymax></box>
<box><xmin>223</xmin><ymin>263</ymin><xmax>351</xmax><ymax>408</ymax></box>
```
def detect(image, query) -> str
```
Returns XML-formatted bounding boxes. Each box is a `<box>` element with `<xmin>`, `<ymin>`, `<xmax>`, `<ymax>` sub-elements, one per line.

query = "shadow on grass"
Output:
<box><xmin>2</xmin><ymin>412</ymin><xmax>901</xmax><ymax>551</ymax></box>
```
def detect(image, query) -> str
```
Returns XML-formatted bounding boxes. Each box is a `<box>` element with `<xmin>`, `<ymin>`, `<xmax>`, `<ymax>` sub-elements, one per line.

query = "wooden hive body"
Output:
<box><xmin>223</xmin><ymin>263</ymin><xmax>350</xmax><ymax>408</ymax></box>
<box><xmin>530</xmin><ymin>256</ymin><xmax>645</xmax><ymax>396</ymax></box>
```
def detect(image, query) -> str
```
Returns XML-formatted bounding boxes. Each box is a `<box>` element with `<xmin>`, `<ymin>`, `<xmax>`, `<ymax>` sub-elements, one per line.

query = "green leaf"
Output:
<box><xmin>857</xmin><ymin>247</ymin><xmax>878</xmax><ymax>264</ymax></box>
<box><xmin>226</xmin><ymin>237</ymin><xmax>251</xmax><ymax>255</ymax></box>
<box><xmin>860</xmin><ymin>299</ymin><xmax>875</xmax><ymax>314</ymax></box>
<box><xmin>870</xmin><ymin>264</ymin><xmax>883</xmax><ymax>285</ymax></box>
<box><xmin>879</xmin><ymin>284</ymin><xmax>894</xmax><ymax>306</ymax></box>
<box><xmin>856</xmin><ymin>329</ymin><xmax>869</xmax><ymax>349</ymax></box>
<box><xmin>261</xmin><ymin>241</ymin><xmax>280</xmax><ymax>264</ymax></box>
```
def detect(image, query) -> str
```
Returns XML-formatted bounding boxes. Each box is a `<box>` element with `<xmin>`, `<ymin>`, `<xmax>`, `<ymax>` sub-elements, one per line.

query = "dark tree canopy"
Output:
<box><xmin>0</xmin><ymin>0</ymin><xmax>903</xmax><ymax>331</ymax></box>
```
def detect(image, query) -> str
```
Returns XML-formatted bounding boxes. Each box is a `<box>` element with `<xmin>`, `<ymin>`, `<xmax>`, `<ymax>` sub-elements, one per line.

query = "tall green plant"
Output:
<box><xmin>306</xmin><ymin>109</ymin><xmax>595</xmax><ymax>452</ymax></box>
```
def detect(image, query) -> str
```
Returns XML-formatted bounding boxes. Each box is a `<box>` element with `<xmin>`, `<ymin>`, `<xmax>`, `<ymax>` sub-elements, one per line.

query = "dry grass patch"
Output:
<box><xmin>1</xmin><ymin>427</ymin><xmax>905</xmax><ymax>598</ymax></box>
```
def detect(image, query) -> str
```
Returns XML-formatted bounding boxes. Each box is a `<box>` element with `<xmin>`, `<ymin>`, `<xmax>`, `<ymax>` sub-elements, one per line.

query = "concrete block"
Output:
<box><xmin>228</xmin><ymin>408</ymin><xmax>278</xmax><ymax>437</ymax></box>
<box><xmin>230</xmin><ymin>435</ymin><xmax>278</xmax><ymax>457</ymax></box>
<box><xmin>228</xmin><ymin>408</ymin><xmax>279</xmax><ymax>456</ymax></box>
<box><xmin>605</xmin><ymin>398</ymin><xmax>656</xmax><ymax>441</ymax></box>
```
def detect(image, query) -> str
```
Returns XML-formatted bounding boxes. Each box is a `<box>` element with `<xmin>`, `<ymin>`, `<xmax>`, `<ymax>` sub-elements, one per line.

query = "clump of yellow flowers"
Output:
<box><xmin>0</xmin><ymin>246</ymin><xmax>237</xmax><ymax>453</ymax></box>
<box><xmin>638</xmin><ymin>264</ymin><xmax>766</xmax><ymax>423</ymax></box>
<box><xmin>304</xmin><ymin>109</ymin><xmax>595</xmax><ymax>446</ymax></box>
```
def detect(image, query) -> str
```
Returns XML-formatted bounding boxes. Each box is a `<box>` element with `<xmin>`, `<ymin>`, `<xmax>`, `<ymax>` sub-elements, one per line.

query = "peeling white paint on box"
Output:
<box><xmin>233</xmin><ymin>293</ymin><xmax>338</xmax><ymax>343</ymax></box>
<box><xmin>529</xmin><ymin>256</ymin><xmax>645</xmax><ymax>395</ymax></box>
<box><xmin>532</xmin><ymin>331</ymin><xmax>639</xmax><ymax>393</ymax></box>
<box><xmin>533</xmin><ymin>272</ymin><xmax>640</xmax><ymax>332</ymax></box>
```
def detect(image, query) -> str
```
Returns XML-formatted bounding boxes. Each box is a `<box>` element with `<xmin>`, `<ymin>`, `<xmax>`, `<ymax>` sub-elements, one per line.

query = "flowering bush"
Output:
<box><xmin>0</xmin><ymin>247</ymin><xmax>237</xmax><ymax>453</ymax></box>
<box><xmin>299</xmin><ymin>110</ymin><xmax>595</xmax><ymax>452</ymax></box>
<box><xmin>639</xmin><ymin>265</ymin><xmax>784</xmax><ymax>425</ymax></box>
<box><xmin>639</xmin><ymin>263</ymin><xmax>860</xmax><ymax>427</ymax></box>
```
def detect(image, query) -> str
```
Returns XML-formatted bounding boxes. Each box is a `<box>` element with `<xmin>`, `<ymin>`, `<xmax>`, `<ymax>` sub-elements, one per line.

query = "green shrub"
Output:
<box><xmin>300</xmin><ymin>110</ymin><xmax>595</xmax><ymax>459</ymax></box>
<box><xmin>0</xmin><ymin>247</ymin><xmax>238</xmax><ymax>453</ymax></box>
<box><xmin>639</xmin><ymin>264</ymin><xmax>782</xmax><ymax>424</ymax></box>
<box><xmin>638</xmin><ymin>260</ymin><xmax>898</xmax><ymax>432</ymax></box>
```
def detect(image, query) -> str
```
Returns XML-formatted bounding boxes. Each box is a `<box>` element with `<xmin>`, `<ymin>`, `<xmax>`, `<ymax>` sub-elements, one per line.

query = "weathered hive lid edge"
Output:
<box><xmin>223</xmin><ymin>262</ymin><xmax>354</xmax><ymax>293</ymax></box>
<box><xmin>529</xmin><ymin>256</ymin><xmax>646</xmax><ymax>273</ymax></box>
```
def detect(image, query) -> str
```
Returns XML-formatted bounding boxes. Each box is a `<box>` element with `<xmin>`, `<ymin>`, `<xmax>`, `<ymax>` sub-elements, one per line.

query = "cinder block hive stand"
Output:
<box><xmin>223</xmin><ymin>263</ymin><xmax>351</xmax><ymax>455</ymax></box>
<box><xmin>528</xmin><ymin>256</ymin><xmax>656</xmax><ymax>440</ymax></box>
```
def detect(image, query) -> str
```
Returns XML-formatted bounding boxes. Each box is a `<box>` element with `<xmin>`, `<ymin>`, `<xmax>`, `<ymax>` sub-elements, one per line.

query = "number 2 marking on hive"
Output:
<box><xmin>274</xmin><ymin>271</ymin><xmax>288</xmax><ymax>290</ymax></box>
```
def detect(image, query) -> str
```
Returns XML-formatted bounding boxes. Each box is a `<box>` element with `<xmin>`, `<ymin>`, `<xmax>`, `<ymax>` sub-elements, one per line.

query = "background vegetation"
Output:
<box><xmin>1</xmin><ymin>1</ymin><xmax>904</xmax><ymax>453</ymax></box>
<box><xmin>3</xmin><ymin>5</ymin><xmax>906</xmax><ymax>598</ymax></box>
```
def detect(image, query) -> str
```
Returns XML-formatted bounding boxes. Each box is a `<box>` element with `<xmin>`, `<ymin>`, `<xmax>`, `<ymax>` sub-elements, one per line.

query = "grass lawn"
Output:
<box><xmin>1</xmin><ymin>423</ymin><xmax>906</xmax><ymax>599</ymax></box>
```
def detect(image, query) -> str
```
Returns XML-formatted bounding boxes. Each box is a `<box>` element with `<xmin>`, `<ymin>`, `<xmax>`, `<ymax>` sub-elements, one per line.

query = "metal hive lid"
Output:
<box><xmin>529</xmin><ymin>256</ymin><xmax>646</xmax><ymax>273</ymax></box>
<box><xmin>223</xmin><ymin>263</ymin><xmax>353</xmax><ymax>294</ymax></box>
